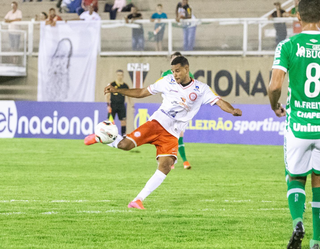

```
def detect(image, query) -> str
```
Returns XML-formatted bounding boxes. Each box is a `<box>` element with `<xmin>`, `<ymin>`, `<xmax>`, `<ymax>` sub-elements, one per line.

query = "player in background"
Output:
<box><xmin>105</xmin><ymin>69</ymin><xmax>130</xmax><ymax>136</ymax></box>
<box><xmin>162</xmin><ymin>52</ymin><xmax>193</xmax><ymax>169</ymax></box>
<box><xmin>85</xmin><ymin>56</ymin><xmax>242</xmax><ymax>209</ymax></box>
<box><xmin>268</xmin><ymin>0</ymin><xmax>320</xmax><ymax>248</ymax></box>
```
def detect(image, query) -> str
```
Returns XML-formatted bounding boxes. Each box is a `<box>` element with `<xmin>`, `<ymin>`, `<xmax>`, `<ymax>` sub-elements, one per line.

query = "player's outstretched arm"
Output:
<box><xmin>216</xmin><ymin>99</ymin><xmax>242</xmax><ymax>116</ymax></box>
<box><xmin>104</xmin><ymin>84</ymin><xmax>152</xmax><ymax>98</ymax></box>
<box><xmin>268</xmin><ymin>69</ymin><xmax>286</xmax><ymax>117</ymax></box>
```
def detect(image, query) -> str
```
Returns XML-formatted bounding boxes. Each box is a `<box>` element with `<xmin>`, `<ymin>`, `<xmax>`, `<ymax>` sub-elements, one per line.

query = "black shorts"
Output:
<box><xmin>111</xmin><ymin>104</ymin><xmax>126</xmax><ymax>120</ymax></box>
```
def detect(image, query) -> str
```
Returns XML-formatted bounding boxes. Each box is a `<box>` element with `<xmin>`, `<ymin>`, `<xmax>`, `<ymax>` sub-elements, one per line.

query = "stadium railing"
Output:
<box><xmin>0</xmin><ymin>29</ymin><xmax>27</xmax><ymax>76</ymax></box>
<box><xmin>0</xmin><ymin>17</ymin><xmax>298</xmax><ymax>57</ymax></box>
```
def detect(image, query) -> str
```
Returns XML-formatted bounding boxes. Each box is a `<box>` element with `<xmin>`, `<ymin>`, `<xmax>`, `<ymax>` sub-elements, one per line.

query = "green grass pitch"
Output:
<box><xmin>0</xmin><ymin>138</ymin><xmax>314</xmax><ymax>248</ymax></box>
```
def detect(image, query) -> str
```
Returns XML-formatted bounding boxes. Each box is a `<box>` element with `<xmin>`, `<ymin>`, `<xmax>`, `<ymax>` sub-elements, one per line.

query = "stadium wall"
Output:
<box><xmin>3</xmin><ymin>56</ymin><xmax>287</xmax><ymax>134</ymax></box>
<box><xmin>7</xmin><ymin>55</ymin><xmax>285</xmax><ymax>104</ymax></box>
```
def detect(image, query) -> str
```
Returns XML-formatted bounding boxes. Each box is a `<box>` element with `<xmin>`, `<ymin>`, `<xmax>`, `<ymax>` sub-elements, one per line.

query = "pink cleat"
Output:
<box><xmin>171</xmin><ymin>165</ymin><xmax>175</xmax><ymax>170</ymax></box>
<box><xmin>84</xmin><ymin>134</ymin><xmax>98</xmax><ymax>145</ymax></box>
<box><xmin>128</xmin><ymin>200</ymin><xmax>145</xmax><ymax>209</ymax></box>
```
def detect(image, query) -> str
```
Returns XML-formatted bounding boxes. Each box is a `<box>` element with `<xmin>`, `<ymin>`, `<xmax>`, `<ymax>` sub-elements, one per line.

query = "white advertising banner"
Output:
<box><xmin>38</xmin><ymin>21</ymin><xmax>100</xmax><ymax>102</ymax></box>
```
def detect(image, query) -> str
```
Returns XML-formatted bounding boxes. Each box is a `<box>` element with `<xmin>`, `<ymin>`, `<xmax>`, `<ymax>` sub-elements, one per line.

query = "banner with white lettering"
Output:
<box><xmin>38</xmin><ymin>21</ymin><xmax>100</xmax><ymax>102</ymax></box>
<box><xmin>133</xmin><ymin>103</ymin><xmax>286</xmax><ymax>145</ymax></box>
<box><xmin>0</xmin><ymin>101</ymin><xmax>119</xmax><ymax>139</ymax></box>
<box><xmin>0</xmin><ymin>101</ymin><xmax>285</xmax><ymax>145</ymax></box>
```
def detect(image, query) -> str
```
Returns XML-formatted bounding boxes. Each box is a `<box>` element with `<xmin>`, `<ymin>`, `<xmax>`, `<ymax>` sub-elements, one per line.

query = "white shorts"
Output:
<box><xmin>284</xmin><ymin>128</ymin><xmax>320</xmax><ymax>176</ymax></box>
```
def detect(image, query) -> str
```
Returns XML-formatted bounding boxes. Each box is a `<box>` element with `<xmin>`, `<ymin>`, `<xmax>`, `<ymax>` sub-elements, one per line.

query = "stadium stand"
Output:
<box><xmin>0</xmin><ymin>0</ymin><xmax>290</xmax><ymax>100</ymax></box>
<box><xmin>0</xmin><ymin>0</ymin><xmax>289</xmax><ymax>19</ymax></box>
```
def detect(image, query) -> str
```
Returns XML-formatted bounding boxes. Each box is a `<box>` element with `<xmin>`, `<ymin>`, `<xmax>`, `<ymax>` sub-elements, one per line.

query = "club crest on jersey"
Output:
<box><xmin>189</xmin><ymin>92</ymin><xmax>197</xmax><ymax>101</ymax></box>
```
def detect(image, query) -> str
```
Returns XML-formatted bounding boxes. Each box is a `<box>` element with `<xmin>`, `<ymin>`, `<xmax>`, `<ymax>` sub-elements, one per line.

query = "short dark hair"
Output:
<box><xmin>12</xmin><ymin>1</ymin><xmax>18</xmax><ymax>6</ymax></box>
<box><xmin>157</xmin><ymin>4</ymin><xmax>162</xmax><ymax>7</ymax></box>
<box><xmin>298</xmin><ymin>0</ymin><xmax>320</xmax><ymax>23</ymax></box>
<box><xmin>170</xmin><ymin>52</ymin><xmax>182</xmax><ymax>59</ymax></box>
<box><xmin>116</xmin><ymin>69</ymin><xmax>124</xmax><ymax>73</ymax></box>
<box><xmin>171</xmin><ymin>56</ymin><xmax>189</xmax><ymax>67</ymax></box>
<box><xmin>42</xmin><ymin>12</ymin><xmax>48</xmax><ymax>19</ymax></box>
<box><xmin>49</xmin><ymin>8</ymin><xmax>55</xmax><ymax>12</ymax></box>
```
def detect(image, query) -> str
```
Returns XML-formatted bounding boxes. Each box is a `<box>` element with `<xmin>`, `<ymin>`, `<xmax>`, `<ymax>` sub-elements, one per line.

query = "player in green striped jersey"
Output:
<box><xmin>161</xmin><ymin>52</ymin><xmax>193</xmax><ymax>169</ymax></box>
<box><xmin>268</xmin><ymin>1</ymin><xmax>320</xmax><ymax>248</ymax></box>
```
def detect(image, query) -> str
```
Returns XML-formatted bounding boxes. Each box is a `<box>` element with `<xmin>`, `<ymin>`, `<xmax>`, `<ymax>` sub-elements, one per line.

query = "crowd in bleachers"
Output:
<box><xmin>3</xmin><ymin>0</ymin><xmax>298</xmax><ymax>52</ymax></box>
<box><xmin>4</xmin><ymin>0</ymin><xmax>202</xmax><ymax>51</ymax></box>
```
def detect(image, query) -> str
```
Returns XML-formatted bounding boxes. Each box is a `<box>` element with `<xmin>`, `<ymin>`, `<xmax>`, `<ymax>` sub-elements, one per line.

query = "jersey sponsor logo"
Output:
<box><xmin>297</xmin><ymin>111</ymin><xmax>320</xmax><ymax>119</ymax></box>
<box><xmin>273</xmin><ymin>59</ymin><xmax>280</xmax><ymax>65</ymax></box>
<box><xmin>275</xmin><ymin>39</ymin><xmax>290</xmax><ymax>58</ymax></box>
<box><xmin>194</xmin><ymin>85</ymin><xmax>200</xmax><ymax>92</ymax></box>
<box><xmin>296</xmin><ymin>43</ymin><xmax>320</xmax><ymax>58</ymax></box>
<box><xmin>189</xmin><ymin>92</ymin><xmax>197</xmax><ymax>101</ymax></box>
<box><xmin>293</xmin><ymin>123</ymin><xmax>320</xmax><ymax>132</ymax></box>
<box><xmin>296</xmin><ymin>43</ymin><xmax>306</xmax><ymax>57</ymax></box>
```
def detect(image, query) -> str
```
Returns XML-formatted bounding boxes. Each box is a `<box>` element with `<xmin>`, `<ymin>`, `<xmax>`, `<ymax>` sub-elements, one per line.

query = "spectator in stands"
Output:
<box><xmin>176</xmin><ymin>0</ymin><xmax>197</xmax><ymax>51</ymax></box>
<box><xmin>109</xmin><ymin>0</ymin><xmax>126</xmax><ymax>20</ymax></box>
<box><xmin>268</xmin><ymin>2</ymin><xmax>288</xmax><ymax>45</ymax></box>
<box><xmin>60</xmin><ymin>0</ymin><xmax>82</xmax><ymax>13</ymax></box>
<box><xmin>79</xmin><ymin>3</ymin><xmax>101</xmax><ymax>21</ymax></box>
<box><xmin>150</xmin><ymin>4</ymin><xmax>167</xmax><ymax>51</ymax></box>
<box><xmin>45</xmin><ymin>8</ymin><xmax>62</xmax><ymax>27</ymax></box>
<box><xmin>289</xmin><ymin>0</ymin><xmax>301</xmax><ymax>34</ymax></box>
<box><xmin>125</xmin><ymin>6</ymin><xmax>145</xmax><ymax>51</ymax></box>
<box><xmin>4</xmin><ymin>1</ymin><xmax>22</xmax><ymax>58</ymax></box>
<box><xmin>289</xmin><ymin>0</ymin><xmax>300</xmax><ymax>17</ymax></box>
<box><xmin>35</xmin><ymin>12</ymin><xmax>48</xmax><ymax>21</ymax></box>
<box><xmin>76</xmin><ymin>0</ymin><xmax>98</xmax><ymax>16</ymax></box>
<box><xmin>104</xmin><ymin>0</ymin><xmax>135</xmax><ymax>20</ymax></box>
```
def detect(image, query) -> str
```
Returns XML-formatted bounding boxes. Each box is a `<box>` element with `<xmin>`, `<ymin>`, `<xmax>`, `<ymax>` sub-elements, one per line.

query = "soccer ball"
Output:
<box><xmin>95</xmin><ymin>121</ymin><xmax>118</xmax><ymax>144</ymax></box>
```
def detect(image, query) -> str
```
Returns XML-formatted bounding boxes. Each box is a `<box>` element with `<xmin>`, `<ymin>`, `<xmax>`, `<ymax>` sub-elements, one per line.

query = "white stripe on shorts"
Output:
<box><xmin>287</xmin><ymin>188</ymin><xmax>306</xmax><ymax>198</ymax></box>
<box><xmin>311</xmin><ymin>202</ymin><xmax>320</xmax><ymax>208</ymax></box>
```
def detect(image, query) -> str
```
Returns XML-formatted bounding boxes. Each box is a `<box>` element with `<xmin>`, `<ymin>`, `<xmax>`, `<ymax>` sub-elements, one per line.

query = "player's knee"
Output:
<box><xmin>158</xmin><ymin>157</ymin><xmax>175</xmax><ymax>175</ymax></box>
<box><xmin>117</xmin><ymin>139</ymin><xmax>134</xmax><ymax>151</ymax></box>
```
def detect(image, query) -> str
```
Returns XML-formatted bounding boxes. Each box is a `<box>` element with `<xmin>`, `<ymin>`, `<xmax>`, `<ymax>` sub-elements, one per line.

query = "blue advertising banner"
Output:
<box><xmin>0</xmin><ymin>101</ymin><xmax>285</xmax><ymax>145</ymax></box>
<box><xmin>0</xmin><ymin>101</ymin><xmax>119</xmax><ymax>139</ymax></box>
<box><xmin>133</xmin><ymin>103</ymin><xmax>286</xmax><ymax>146</ymax></box>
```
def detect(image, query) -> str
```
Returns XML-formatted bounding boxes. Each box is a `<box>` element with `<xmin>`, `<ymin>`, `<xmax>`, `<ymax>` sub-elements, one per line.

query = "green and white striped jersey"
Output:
<box><xmin>272</xmin><ymin>31</ymin><xmax>320</xmax><ymax>139</ymax></box>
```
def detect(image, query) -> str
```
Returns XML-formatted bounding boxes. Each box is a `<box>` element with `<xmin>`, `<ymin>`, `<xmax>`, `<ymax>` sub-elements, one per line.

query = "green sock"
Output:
<box><xmin>178</xmin><ymin>137</ymin><xmax>187</xmax><ymax>162</ymax></box>
<box><xmin>287</xmin><ymin>181</ymin><xmax>306</xmax><ymax>229</ymax></box>
<box><xmin>312</xmin><ymin>187</ymin><xmax>320</xmax><ymax>242</ymax></box>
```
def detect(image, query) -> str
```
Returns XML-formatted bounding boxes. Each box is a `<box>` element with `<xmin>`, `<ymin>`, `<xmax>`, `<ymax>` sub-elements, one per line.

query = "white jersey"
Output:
<box><xmin>79</xmin><ymin>11</ymin><xmax>101</xmax><ymax>21</ymax></box>
<box><xmin>147</xmin><ymin>75</ymin><xmax>220</xmax><ymax>138</ymax></box>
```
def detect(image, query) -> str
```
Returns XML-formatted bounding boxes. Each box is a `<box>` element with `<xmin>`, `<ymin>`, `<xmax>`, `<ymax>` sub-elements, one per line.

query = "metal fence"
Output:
<box><xmin>0</xmin><ymin>29</ymin><xmax>27</xmax><ymax>76</ymax></box>
<box><xmin>0</xmin><ymin>17</ymin><xmax>299</xmax><ymax>57</ymax></box>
